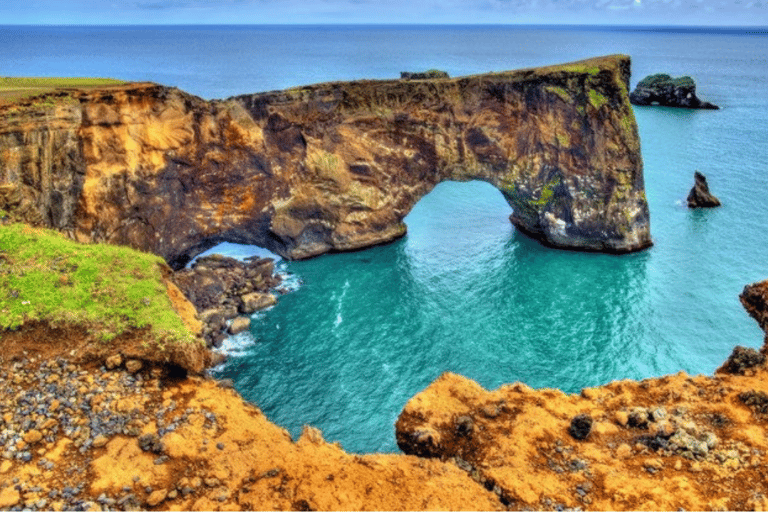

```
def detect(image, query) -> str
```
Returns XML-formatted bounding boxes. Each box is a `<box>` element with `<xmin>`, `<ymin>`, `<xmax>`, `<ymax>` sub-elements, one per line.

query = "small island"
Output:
<box><xmin>630</xmin><ymin>73</ymin><xmax>719</xmax><ymax>109</ymax></box>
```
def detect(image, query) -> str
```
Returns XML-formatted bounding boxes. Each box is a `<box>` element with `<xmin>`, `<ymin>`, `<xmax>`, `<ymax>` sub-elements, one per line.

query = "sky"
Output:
<box><xmin>1</xmin><ymin>0</ymin><xmax>766</xmax><ymax>26</ymax></box>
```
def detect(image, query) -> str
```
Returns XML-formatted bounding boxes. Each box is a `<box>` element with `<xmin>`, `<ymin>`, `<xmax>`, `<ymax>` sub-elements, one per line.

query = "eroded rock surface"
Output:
<box><xmin>1</xmin><ymin>55</ymin><xmax>651</xmax><ymax>268</ymax></box>
<box><xmin>630</xmin><ymin>74</ymin><xmax>719</xmax><ymax>109</ymax></box>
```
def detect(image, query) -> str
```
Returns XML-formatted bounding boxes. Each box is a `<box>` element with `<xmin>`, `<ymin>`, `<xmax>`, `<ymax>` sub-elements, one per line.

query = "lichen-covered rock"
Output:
<box><xmin>630</xmin><ymin>74</ymin><xmax>719</xmax><ymax>109</ymax></box>
<box><xmin>1</xmin><ymin>55</ymin><xmax>651</xmax><ymax>267</ymax></box>
<box><xmin>687</xmin><ymin>171</ymin><xmax>721</xmax><ymax>208</ymax></box>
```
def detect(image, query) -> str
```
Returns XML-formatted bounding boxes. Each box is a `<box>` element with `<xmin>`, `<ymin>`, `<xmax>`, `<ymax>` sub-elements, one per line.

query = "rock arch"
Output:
<box><xmin>0</xmin><ymin>55</ymin><xmax>650</xmax><ymax>269</ymax></box>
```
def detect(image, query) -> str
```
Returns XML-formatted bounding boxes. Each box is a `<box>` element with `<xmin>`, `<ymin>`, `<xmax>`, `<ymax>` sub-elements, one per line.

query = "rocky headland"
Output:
<box><xmin>0</xmin><ymin>54</ymin><xmax>651</xmax><ymax>268</ymax></box>
<box><xmin>630</xmin><ymin>74</ymin><xmax>719</xmax><ymax>109</ymax></box>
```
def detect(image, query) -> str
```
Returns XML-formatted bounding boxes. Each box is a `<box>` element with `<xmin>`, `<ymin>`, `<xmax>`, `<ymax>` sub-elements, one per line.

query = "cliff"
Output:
<box><xmin>0</xmin><ymin>55</ymin><xmax>651</xmax><ymax>268</ymax></box>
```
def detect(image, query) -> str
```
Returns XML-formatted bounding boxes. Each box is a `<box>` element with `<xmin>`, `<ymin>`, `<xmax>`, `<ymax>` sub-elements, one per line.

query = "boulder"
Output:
<box><xmin>630</xmin><ymin>74</ymin><xmax>718</xmax><ymax>109</ymax></box>
<box><xmin>229</xmin><ymin>316</ymin><xmax>251</xmax><ymax>335</ymax></box>
<box><xmin>687</xmin><ymin>171</ymin><xmax>721</xmax><ymax>208</ymax></box>
<box><xmin>239</xmin><ymin>292</ymin><xmax>276</xmax><ymax>314</ymax></box>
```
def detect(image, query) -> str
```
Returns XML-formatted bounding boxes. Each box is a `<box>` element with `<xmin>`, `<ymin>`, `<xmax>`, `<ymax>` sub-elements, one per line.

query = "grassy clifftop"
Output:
<box><xmin>0</xmin><ymin>76</ymin><xmax>127</xmax><ymax>104</ymax></box>
<box><xmin>0</xmin><ymin>223</ymin><xmax>195</xmax><ymax>346</ymax></box>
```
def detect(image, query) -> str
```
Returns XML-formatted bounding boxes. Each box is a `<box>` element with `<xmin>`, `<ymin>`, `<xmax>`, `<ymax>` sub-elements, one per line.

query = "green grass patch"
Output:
<box><xmin>0</xmin><ymin>224</ymin><xmax>194</xmax><ymax>345</ymax></box>
<box><xmin>0</xmin><ymin>76</ymin><xmax>127</xmax><ymax>104</ymax></box>
<box><xmin>636</xmin><ymin>74</ymin><xmax>695</xmax><ymax>90</ymax></box>
<box><xmin>588</xmin><ymin>89</ymin><xmax>609</xmax><ymax>110</ymax></box>
<box><xmin>545</xmin><ymin>85</ymin><xmax>572</xmax><ymax>104</ymax></box>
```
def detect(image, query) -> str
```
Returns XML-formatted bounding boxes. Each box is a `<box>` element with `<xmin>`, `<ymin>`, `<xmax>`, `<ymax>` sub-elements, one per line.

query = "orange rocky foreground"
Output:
<box><xmin>2</xmin><ymin>280</ymin><xmax>768</xmax><ymax>511</ymax></box>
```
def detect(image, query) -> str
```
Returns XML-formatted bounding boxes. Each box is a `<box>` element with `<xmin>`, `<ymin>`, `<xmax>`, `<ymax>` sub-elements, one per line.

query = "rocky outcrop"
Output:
<box><xmin>0</xmin><ymin>55</ymin><xmax>651</xmax><ymax>268</ymax></box>
<box><xmin>630</xmin><ymin>74</ymin><xmax>719</xmax><ymax>109</ymax></box>
<box><xmin>740</xmin><ymin>279</ymin><xmax>768</xmax><ymax>335</ymax></box>
<box><xmin>687</xmin><ymin>171</ymin><xmax>721</xmax><ymax>208</ymax></box>
<box><xmin>171</xmin><ymin>254</ymin><xmax>282</xmax><ymax>347</ymax></box>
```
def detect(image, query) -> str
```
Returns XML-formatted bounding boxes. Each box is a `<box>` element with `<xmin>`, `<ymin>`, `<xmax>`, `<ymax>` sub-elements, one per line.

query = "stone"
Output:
<box><xmin>400</xmin><ymin>70</ymin><xmax>449</xmax><ymax>80</ymax></box>
<box><xmin>239</xmin><ymin>292</ymin><xmax>276</xmax><ymax>314</ymax></box>
<box><xmin>687</xmin><ymin>172</ymin><xmax>721</xmax><ymax>208</ymax></box>
<box><xmin>145</xmin><ymin>489</ymin><xmax>167</xmax><ymax>507</ymax></box>
<box><xmin>569</xmin><ymin>414</ymin><xmax>593</xmax><ymax>440</ymax></box>
<box><xmin>125</xmin><ymin>360</ymin><xmax>143</xmax><ymax>374</ymax></box>
<box><xmin>630</xmin><ymin>74</ymin><xmax>719</xmax><ymax>109</ymax></box>
<box><xmin>210</xmin><ymin>352</ymin><xmax>228</xmax><ymax>367</ymax></box>
<box><xmin>0</xmin><ymin>487</ymin><xmax>20</xmax><ymax>508</ymax></box>
<box><xmin>229</xmin><ymin>317</ymin><xmax>251</xmax><ymax>335</ymax></box>
<box><xmin>138</xmin><ymin>434</ymin><xmax>165</xmax><ymax>454</ymax></box>
<box><xmin>23</xmin><ymin>430</ymin><xmax>43</xmax><ymax>445</ymax></box>
<box><xmin>105</xmin><ymin>354</ymin><xmax>123</xmax><ymax>370</ymax></box>
<box><xmin>92</xmin><ymin>435</ymin><xmax>109</xmax><ymax>448</ymax></box>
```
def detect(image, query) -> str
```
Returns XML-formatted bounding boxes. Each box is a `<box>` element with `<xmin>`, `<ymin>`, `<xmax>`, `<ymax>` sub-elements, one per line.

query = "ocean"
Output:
<box><xmin>3</xmin><ymin>24</ymin><xmax>767</xmax><ymax>453</ymax></box>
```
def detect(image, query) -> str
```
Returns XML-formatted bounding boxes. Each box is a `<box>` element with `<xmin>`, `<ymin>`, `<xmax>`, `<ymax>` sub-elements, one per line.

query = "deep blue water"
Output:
<box><xmin>3</xmin><ymin>25</ymin><xmax>767</xmax><ymax>453</ymax></box>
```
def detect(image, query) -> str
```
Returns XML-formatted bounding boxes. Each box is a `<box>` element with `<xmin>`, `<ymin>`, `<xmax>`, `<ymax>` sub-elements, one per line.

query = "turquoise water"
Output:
<box><xmin>212</xmin><ymin>29</ymin><xmax>768</xmax><ymax>453</ymax></box>
<box><xmin>3</xmin><ymin>24</ymin><xmax>767</xmax><ymax>453</ymax></box>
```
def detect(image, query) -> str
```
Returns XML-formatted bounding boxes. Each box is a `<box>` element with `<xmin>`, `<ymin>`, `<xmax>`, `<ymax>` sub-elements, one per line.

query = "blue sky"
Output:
<box><xmin>1</xmin><ymin>0</ymin><xmax>766</xmax><ymax>26</ymax></box>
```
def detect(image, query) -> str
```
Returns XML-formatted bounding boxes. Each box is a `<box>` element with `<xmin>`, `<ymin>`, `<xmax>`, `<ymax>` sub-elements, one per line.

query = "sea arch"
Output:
<box><xmin>0</xmin><ymin>55</ymin><xmax>650</xmax><ymax>269</ymax></box>
<box><xmin>235</xmin><ymin>54</ymin><xmax>651</xmax><ymax>262</ymax></box>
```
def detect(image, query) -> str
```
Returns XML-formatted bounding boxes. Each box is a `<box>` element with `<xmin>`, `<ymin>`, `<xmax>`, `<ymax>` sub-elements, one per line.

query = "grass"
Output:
<box><xmin>0</xmin><ymin>76</ymin><xmax>127</xmax><ymax>104</ymax></box>
<box><xmin>0</xmin><ymin>223</ymin><xmax>195</xmax><ymax>345</ymax></box>
<box><xmin>636</xmin><ymin>74</ymin><xmax>695</xmax><ymax>90</ymax></box>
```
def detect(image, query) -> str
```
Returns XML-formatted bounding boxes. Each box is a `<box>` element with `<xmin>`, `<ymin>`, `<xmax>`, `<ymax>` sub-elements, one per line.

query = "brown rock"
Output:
<box><xmin>239</xmin><ymin>292</ymin><xmax>276</xmax><ymax>314</ymax></box>
<box><xmin>687</xmin><ymin>171</ymin><xmax>721</xmax><ymax>208</ymax></box>
<box><xmin>92</xmin><ymin>435</ymin><xmax>109</xmax><ymax>448</ymax></box>
<box><xmin>145</xmin><ymin>489</ymin><xmax>167</xmax><ymax>507</ymax></box>
<box><xmin>1</xmin><ymin>55</ymin><xmax>650</xmax><ymax>270</ymax></box>
<box><xmin>23</xmin><ymin>430</ymin><xmax>43</xmax><ymax>445</ymax></box>
<box><xmin>229</xmin><ymin>317</ymin><xmax>250</xmax><ymax>335</ymax></box>
<box><xmin>0</xmin><ymin>487</ymin><xmax>20</xmax><ymax>508</ymax></box>
<box><xmin>125</xmin><ymin>359</ymin><xmax>143</xmax><ymax>374</ymax></box>
<box><xmin>105</xmin><ymin>354</ymin><xmax>123</xmax><ymax>370</ymax></box>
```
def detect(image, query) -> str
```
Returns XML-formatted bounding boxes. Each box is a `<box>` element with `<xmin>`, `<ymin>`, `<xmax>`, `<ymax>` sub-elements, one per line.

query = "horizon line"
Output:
<box><xmin>1</xmin><ymin>22</ymin><xmax>767</xmax><ymax>29</ymax></box>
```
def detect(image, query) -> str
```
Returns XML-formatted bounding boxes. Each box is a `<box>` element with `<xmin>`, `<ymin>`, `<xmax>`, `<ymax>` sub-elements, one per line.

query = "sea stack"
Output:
<box><xmin>630</xmin><ymin>74</ymin><xmax>719</xmax><ymax>109</ymax></box>
<box><xmin>687</xmin><ymin>171</ymin><xmax>721</xmax><ymax>208</ymax></box>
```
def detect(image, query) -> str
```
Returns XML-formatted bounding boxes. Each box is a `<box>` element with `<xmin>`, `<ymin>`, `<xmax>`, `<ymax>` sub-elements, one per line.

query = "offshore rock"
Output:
<box><xmin>687</xmin><ymin>171</ymin><xmax>721</xmax><ymax>208</ymax></box>
<box><xmin>630</xmin><ymin>74</ymin><xmax>719</xmax><ymax>109</ymax></box>
<box><xmin>0</xmin><ymin>55</ymin><xmax>651</xmax><ymax>266</ymax></box>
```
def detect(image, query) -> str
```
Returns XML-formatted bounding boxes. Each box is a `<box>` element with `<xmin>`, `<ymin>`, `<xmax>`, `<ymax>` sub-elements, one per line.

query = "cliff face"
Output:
<box><xmin>0</xmin><ymin>55</ymin><xmax>650</xmax><ymax>268</ymax></box>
